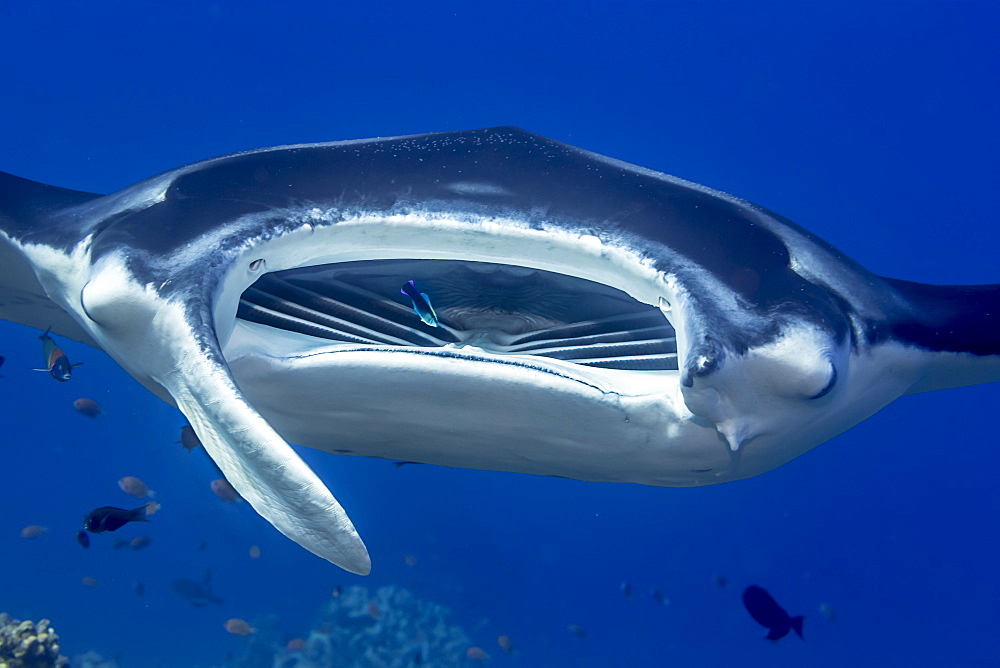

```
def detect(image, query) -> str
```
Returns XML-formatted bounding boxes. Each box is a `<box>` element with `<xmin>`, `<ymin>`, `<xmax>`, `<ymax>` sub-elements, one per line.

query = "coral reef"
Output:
<box><xmin>69</xmin><ymin>651</ymin><xmax>118</xmax><ymax>668</ymax></box>
<box><xmin>0</xmin><ymin>613</ymin><xmax>68</xmax><ymax>668</ymax></box>
<box><xmin>268</xmin><ymin>585</ymin><xmax>476</xmax><ymax>668</ymax></box>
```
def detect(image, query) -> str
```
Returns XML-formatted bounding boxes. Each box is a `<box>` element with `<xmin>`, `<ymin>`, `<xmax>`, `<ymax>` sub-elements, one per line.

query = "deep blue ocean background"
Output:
<box><xmin>1</xmin><ymin>2</ymin><xmax>998</xmax><ymax>666</ymax></box>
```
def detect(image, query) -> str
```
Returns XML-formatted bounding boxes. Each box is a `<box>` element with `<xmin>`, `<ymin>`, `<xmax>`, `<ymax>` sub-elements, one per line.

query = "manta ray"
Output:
<box><xmin>1</xmin><ymin>127</ymin><xmax>997</xmax><ymax>574</ymax></box>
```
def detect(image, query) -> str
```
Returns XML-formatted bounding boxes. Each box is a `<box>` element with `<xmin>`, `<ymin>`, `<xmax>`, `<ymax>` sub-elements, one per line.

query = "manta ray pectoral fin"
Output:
<box><xmin>167</xmin><ymin>360</ymin><xmax>371</xmax><ymax>574</ymax></box>
<box><xmin>161</xmin><ymin>345</ymin><xmax>371</xmax><ymax>574</ymax></box>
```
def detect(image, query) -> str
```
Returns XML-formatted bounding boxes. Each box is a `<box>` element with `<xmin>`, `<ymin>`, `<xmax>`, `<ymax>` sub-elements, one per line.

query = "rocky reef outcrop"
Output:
<box><xmin>268</xmin><ymin>585</ymin><xmax>475</xmax><ymax>667</ymax></box>
<box><xmin>0</xmin><ymin>613</ymin><xmax>68</xmax><ymax>668</ymax></box>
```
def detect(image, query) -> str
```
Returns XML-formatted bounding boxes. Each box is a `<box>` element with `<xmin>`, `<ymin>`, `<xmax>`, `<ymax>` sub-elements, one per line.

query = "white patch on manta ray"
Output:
<box><xmin>17</xmin><ymin>242</ymin><xmax>372</xmax><ymax>574</ymax></box>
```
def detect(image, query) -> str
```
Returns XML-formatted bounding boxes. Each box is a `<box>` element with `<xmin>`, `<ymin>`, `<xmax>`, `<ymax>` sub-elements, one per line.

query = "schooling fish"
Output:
<box><xmin>742</xmin><ymin>585</ymin><xmax>804</xmax><ymax>641</ymax></box>
<box><xmin>400</xmin><ymin>280</ymin><xmax>439</xmax><ymax>327</ymax></box>
<box><xmin>34</xmin><ymin>327</ymin><xmax>81</xmax><ymax>382</ymax></box>
<box><xmin>171</xmin><ymin>570</ymin><xmax>224</xmax><ymax>607</ymax></box>
<box><xmin>84</xmin><ymin>505</ymin><xmax>150</xmax><ymax>533</ymax></box>
<box><xmin>178</xmin><ymin>425</ymin><xmax>201</xmax><ymax>452</ymax></box>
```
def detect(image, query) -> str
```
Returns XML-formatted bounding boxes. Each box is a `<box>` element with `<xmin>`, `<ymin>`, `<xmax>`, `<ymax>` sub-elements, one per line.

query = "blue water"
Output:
<box><xmin>1</xmin><ymin>2</ymin><xmax>998</xmax><ymax>665</ymax></box>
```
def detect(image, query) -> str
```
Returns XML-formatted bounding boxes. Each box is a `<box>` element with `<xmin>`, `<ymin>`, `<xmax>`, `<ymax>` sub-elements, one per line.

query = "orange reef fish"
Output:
<box><xmin>497</xmin><ymin>636</ymin><xmax>514</xmax><ymax>654</ymax></box>
<box><xmin>84</xmin><ymin>505</ymin><xmax>150</xmax><ymax>533</ymax></box>
<box><xmin>129</xmin><ymin>535</ymin><xmax>152</xmax><ymax>550</ymax></box>
<box><xmin>224</xmin><ymin>618</ymin><xmax>257</xmax><ymax>636</ymax></box>
<box><xmin>211</xmin><ymin>479</ymin><xmax>241</xmax><ymax>503</ymax></box>
<box><xmin>20</xmin><ymin>525</ymin><xmax>47</xmax><ymax>539</ymax></box>
<box><xmin>118</xmin><ymin>476</ymin><xmax>153</xmax><ymax>499</ymax></box>
<box><xmin>34</xmin><ymin>328</ymin><xmax>81</xmax><ymax>382</ymax></box>
<box><xmin>73</xmin><ymin>398</ymin><xmax>102</xmax><ymax>417</ymax></box>
<box><xmin>466</xmin><ymin>647</ymin><xmax>489</xmax><ymax>660</ymax></box>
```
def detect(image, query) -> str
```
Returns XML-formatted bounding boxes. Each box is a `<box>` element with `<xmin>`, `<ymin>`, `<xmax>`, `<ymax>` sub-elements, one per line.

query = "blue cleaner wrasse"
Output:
<box><xmin>35</xmin><ymin>327</ymin><xmax>83</xmax><ymax>381</ymax></box>
<box><xmin>400</xmin><ymin>280</ymin><xmax>440</xmax><ymax>327</ymax></box>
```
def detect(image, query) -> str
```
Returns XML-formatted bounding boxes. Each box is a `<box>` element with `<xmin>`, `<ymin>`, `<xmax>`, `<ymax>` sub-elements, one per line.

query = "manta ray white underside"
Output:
<box><xmin>1</xmin><ymin>127</ymin><xmax>997</xmax><ymax>574</ymax></box>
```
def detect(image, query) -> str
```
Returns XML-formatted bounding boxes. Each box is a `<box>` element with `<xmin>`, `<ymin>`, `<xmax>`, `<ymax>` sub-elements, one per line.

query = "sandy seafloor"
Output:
<box><xmin>0</xmin><ymin>2</ymin><xmax>998</xmax><ymax>666</ymax></box>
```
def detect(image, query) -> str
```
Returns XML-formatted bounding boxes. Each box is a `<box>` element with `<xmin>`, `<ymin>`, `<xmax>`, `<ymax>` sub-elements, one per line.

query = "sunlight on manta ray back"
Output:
<box><xmin>0</xmin><ymin>126</ymin><xmax>998</xmax><ymax>573</ymax></box>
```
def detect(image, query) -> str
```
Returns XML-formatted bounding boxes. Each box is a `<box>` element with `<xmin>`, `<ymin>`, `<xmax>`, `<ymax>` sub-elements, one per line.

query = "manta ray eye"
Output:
<box><xmin>248</xmin><ymin>259</ymin><xmax>265</xmax><ymax>273</ymax></box>
<box><xmin>807</xmin><ymin>366</ymin><xmax>837</xmax><ymax>400</ymax></box>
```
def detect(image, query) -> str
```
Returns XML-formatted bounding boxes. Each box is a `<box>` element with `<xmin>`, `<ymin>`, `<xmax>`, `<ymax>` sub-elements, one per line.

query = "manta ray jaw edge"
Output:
<box><xmin>206</xmin><ymin>210</ymin><xmax>757</xmax><ymax>485</ymax></box>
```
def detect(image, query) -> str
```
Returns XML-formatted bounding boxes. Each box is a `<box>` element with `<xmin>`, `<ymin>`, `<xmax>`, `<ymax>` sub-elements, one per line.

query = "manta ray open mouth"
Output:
<box><xmin>236</xmin><ymin>259</ymin><xmax>679</xmax><ymax>372</ymax></box>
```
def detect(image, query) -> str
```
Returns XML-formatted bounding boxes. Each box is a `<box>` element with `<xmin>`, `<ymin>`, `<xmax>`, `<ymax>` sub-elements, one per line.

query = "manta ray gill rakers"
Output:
<box><xmin>1</xmin><ymin>127</ymin><xmax>997</xmax><ymax>574</ymax></box>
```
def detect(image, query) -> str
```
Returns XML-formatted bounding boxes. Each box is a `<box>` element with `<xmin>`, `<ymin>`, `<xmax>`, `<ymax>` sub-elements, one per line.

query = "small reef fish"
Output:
<box><xmin>819</xmin><ymin>602</ymin><xmax>837</xmax><ymax>622</ymax></box>
<box><xmin>714</xmin><ymin>574</ymin><xmax>728</xmax><ymax>589</ymax></box>
<box><xmin>84</xmin><ymin>505</ymin><xmax>150</xmax><ymax>533</ymax></box>
<box><xmin>466</xmin><ymin>647</ymin><xmax>489</xmax><ymax>661</ymax></box>
<box><xmin>366</xmin><ymin>602</ymin><xmax>380</xmax><ymax>619</ymax></box>
<box><xmin>287</xmin><ymin>638</ymin><xmax>306</xmax><ymax>651</ymax></box>
<box><xmin>223</xmin><ymin>618</ymin><xmax>257</xmax><ymax>636</ymax></box>
<box><xmin>497</xmin><ymin>635</ymin><xmax>514</xmax><ymax>654</ymax></box>
<box><xmin>331</xmin><ymin>586</ymin><xmax>342</xmax><ymax>598</ymax></box>
<box><xmin>171</xmin><ymin>570</ymin><xmax>224</xmax><ymax>607</ymax></box>
<box><xmin>650</xmin><ymin>588</ymin><xmax>669</xmax><ymax>605</ymax></box>
<box><xmin>248</xmin><ymin>545</ymin><xmax>261</xmax><ymax>559</ymax></box>
<box><xmin>179</xmin><ymin>425</ymin><xmax>201</xmax><ymax>452</ymax></box>
<box><xmin>742</xmin><ymin>585</ymin><xmax>804</xmax><ymax>641</ymax></box>
<box><xmin>133</xmin><ymin>581</ymin><xmax>145</xmax><ymax>597</ymax></box>
<box><xmin>129</xmin><ymin>535</ymin><xmax>152</xmax><ymax>550</ymax></box>
<box><xmin>73</xmin><ymin>398</ymin><xmax>102</xmax><ymax>417</ymax></box>
<box><xmin>620</xmin><ymin>582</ymin><xmax>633</xmax><ymax>598</ymax></box>
<box><xmin>20</xmin><ymin>525</ymin><xmax>47</xmax><ymax>539</ymax></box>
<box><xmin>568</xmin><ymin>624</ymin><xmax>587</xmax><ymax>638</ymax></box>
<box><xmin>145</xmin><ymin>500</ymin><xmax>161</xmax><ymax>516</ymax></box>
<box><xmin>400</xmin><ymin>280</ymin><xmax>439</xmax><ymax>327</ymax></box>
<box><xmin>75</xmin><ymin>530</ymin><xmax>90</xmax><ymax>549</ymax></box>
<box><xmin>35</xmin><ymin>328</ymin><xmax>81</xmax><ymax>382</ymax></box>
<box><xmin>211</xmin><ymin>479</ymin><xmax>242</xmax><ymax>503</ymax></box>
<box><xmin>404</xmin><ymin>554</ymin><xmax>418</xmax><ymax>567</ymax></box>
<box><xmin>81</xmin><ymin>577</ymin><xmax>99</xmax><ymax>587</ymax></box>
<box><xmin>118</xmin><ymin>476</ymin><xmax>153</xmax><ymax>499</ymax></box>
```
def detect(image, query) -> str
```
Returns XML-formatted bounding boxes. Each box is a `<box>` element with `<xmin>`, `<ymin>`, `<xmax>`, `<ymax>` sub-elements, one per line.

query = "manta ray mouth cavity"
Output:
<box><xmin>236</xmin><ymin>258</ymin><xmax>679</xmax><ymax>372</ymax></box>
